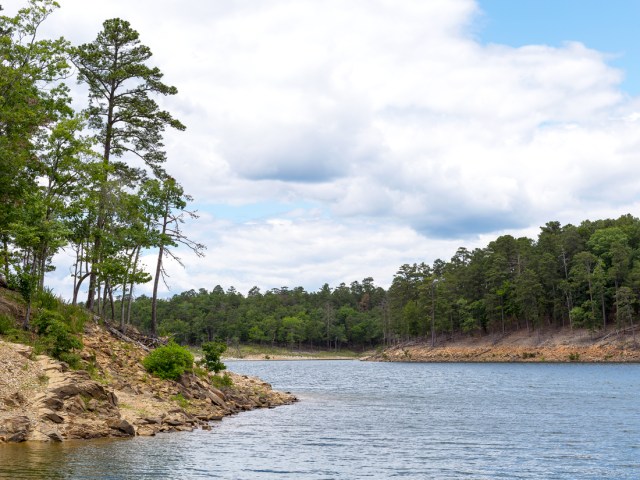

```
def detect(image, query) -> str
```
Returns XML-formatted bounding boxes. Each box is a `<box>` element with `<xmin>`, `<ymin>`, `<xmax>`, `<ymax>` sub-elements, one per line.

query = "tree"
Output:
<box><xmin>145</xmin><ymin>177</ymin><xmax>205</xmax><ymax>336</ymax></box>
<box><xmin>72</xmin><ymin>18</ymin><xmax>185</xmax><ymax>311</ymax></box>
<box><xmin>0</xmin><ymin>0</ymin><xmax>70</xmax><ymax>281</ymax></box>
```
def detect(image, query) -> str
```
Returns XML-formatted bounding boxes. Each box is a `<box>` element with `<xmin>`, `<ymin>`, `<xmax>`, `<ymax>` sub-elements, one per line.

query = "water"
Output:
<box><xmin>1</xmin><ymin>361</ymin><xmax>639</xmax><ymax>479</ymax></box>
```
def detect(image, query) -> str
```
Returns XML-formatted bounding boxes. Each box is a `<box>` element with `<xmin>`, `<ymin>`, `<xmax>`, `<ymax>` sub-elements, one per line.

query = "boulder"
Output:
<box><xmin>64</xmin><ymin>396</ymin><xmax>86</xmax><ymax>414</ymax></box>
<box><xmin>41</xmin><ymin>410</ymin><xmax>64</xmax><ymax>424</ymax></box>
<box><xmin>47</xmin><ymin>431</ymin><xmax>64</xmax><ymax>442</ymax></box>
<box><xmin>0</xmin><ymin>416</ymin><xmax>31</xmax><ymax>442</ymax></box>
<box><xmin>49</xmin><ymin>384</ymin><xmax>80</xmax><ymax>399</ymax></box>
<box><xmin>136</xmin><ymin>425</ymin><xmax>156</xmax><ymax>436</ymax></box>
<box><xmin>42</xmin><ymin>397</ymin><xmax>64</xmax><ymax>411</ymax></box>
<box><xmin>2</xmin><ymin>391</ymin><xmax>26</xmax><ymax>408</ymax></box>
<box><xmin>107</xmin><ymin>419</ymin><xmax>136</xmax><ymax>436</ymax></box>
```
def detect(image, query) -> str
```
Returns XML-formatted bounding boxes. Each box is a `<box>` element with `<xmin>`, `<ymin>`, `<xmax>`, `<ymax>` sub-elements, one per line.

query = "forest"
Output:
<box><xmin>123</xmin><ymin>215</ymin><xmax>640</xmax><ymax>349</ymax></box>
<box><xmin>3</xmin><ymin>1</ymin><xmax>640</xmax><ymax>351</ymax></box>
<box><xmin>1</xmin><ymin>0</ymin><xmax>202</xmax><ymax>336</ymax></box>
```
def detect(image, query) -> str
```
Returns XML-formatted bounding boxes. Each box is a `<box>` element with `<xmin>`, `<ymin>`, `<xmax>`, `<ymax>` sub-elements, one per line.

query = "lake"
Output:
<box><xmin>1</xmin><ymin>361</ymin><xmax>639</xmax><ymax>479</ymax></box>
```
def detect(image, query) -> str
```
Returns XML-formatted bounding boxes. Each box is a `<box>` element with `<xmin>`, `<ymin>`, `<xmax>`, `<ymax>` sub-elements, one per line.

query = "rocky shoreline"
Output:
<box><xmin>0</xmin><ymin>324</ymin><xmax>296</xmax><ymax>443</ymax></box>
<box><xmin>364</xmin><ymin>328</ymin><xmax>640</xmax><ymax>363</ymax></box>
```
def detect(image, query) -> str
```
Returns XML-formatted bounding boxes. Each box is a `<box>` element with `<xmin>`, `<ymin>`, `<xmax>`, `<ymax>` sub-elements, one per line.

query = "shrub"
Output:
<box><xmin>0</xmin><ymin>313</ymin><xmax>14</xmax><ymax>334</ymax></box>
<box><xmin>198</xmin><ymin>341</ymin><xmax>227</xmax><ymax>373</ymax></box>
<box><xmin>211</xmin><ymin>372</ymin><xmax>233</xmax><ymax>388</ymax></box>
<box><xmin>170</xmin><ymin>393</ymin><xmax>190</xmax><ymax>409</ymax></box>
<box><xmin>32</xmin><ymin>309</ymin><xmax>83</xmax><ymax>360</ymax></box>
<box><xmin>36</xmin><ymin>287</ymin><xmax>61</xmax><ymax>311</ymax></box>
<box><xmin>59</xmin><ymin>303</ymin><xmax>89</xmax><ymax>334</ymax></box>
<box><xmin>143</xmin><ymin>343</ymin><xmax>194</xmax><ymax>380</ymax></box>
<box><xmin>32</xmin><ymin>309</ymin><xmax>65</xmax><ymax>335</ymax></box>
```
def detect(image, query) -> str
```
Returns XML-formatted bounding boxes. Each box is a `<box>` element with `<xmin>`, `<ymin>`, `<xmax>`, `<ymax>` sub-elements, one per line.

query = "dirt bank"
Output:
<box><xmin>0</xmin><ymin>322</ymin><xmax>296</xmax><ymax>443</ymax></box>
<box><xmin>365</xmin><ymin>327</ymin><xmax>640</xmax><ymax>363</ymax></box>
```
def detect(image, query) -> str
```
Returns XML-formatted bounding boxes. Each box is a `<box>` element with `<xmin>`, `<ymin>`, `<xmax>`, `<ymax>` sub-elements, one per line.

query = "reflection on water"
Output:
<box><xmin>1</xmin><ymin>361</ymin><xmax>640</xmax><ymax>479</ymax></box>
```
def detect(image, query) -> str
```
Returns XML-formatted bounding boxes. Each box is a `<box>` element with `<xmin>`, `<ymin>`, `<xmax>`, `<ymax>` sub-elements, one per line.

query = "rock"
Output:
<box><xmin>136</xmin><ymin>425</ymin><xmax>156</xmax><ymax>436</ymax></box>
<box><xmin>65</xmin><ymin>396</ymin><xmax>86</xmax><ymax>414</ymax></box>
<box><xmin>0</xmin><ymin>273</ymin><xmax>8</xmax><ymax>288</ymax></box>
<box><xmin>80</xmin><ymin>381</ymin><xmax>108</xmax><ymax>400</ymax></box>
<box><xmin>142</xmin><ymin>417</ymin><xmax>161</xmax><ymax>425</ymax></box>
<box><xmin>0</xmin><ymin>416</ymin><xmax>31</xmax><ymax>442</ymax></box>
<box><xmin>164</xmin><ymin>419</ymin><xmax>184</xmax><ymax>427</ymax></box>
<box><xmin>2</xmin><ymin>392</ymin><xmax>26</xmax><ymax>408</ymax></box>
<box><xmin>42</xmin><ymin>397</ymin><xmax>64</xmax><ymax>411</ymax></box>
<box><xmin>108</xmin><ymin>419</ymin><xmax>135</xmax><ymax>436</ymax></box>
<box><xmin>107</xmin><ymin>391</ymin><xmax>118</xmax><ymax>407</ymax></box>
<box><xmin>47</xmin><ymin>431</ymin><xmax>64</xmax><ymax>442</ymax></box>
<box><xmin>210</xmin><ymin>387</ymin><xmax>227</xmax><ymax>402</ymax></box>
<box><xmin>41</xmin><ymin>410</ymin><xmax>64</xmax><ymax>424</ymax></box>
<box><xmin>50</xmin><ymin>384</ymin><xmax>80</xmax><ymax>399</ymax></box>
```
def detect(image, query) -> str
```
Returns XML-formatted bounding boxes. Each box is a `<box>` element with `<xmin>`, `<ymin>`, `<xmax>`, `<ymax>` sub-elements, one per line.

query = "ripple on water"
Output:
<box><xmin>1</xmin><ymin>361</ymin><xmax>640</xmax><ymax>479</ymax></box>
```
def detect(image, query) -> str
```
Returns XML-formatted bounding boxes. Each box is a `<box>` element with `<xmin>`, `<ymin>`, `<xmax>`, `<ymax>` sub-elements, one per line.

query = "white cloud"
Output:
<box><xmin>29</xmin><ymin>0</ymin><xmax>640</xmax><ymax>296</ymax></box>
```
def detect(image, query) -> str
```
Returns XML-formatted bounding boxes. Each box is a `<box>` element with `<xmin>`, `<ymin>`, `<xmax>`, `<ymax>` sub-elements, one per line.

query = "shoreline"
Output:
<box><xmin>225</xmin><ymin>355</ymin><xmax>358</xmax><ymax>361</ymax></box>
<box><xmin>0</xmin><ymin>324</ymin><xmax>297</xmax><ymax>443</ymax></box>
<box><xmin>364</xmin><ymin>328</ymin><xmax>640</xmax><ymax>363</ymax></box>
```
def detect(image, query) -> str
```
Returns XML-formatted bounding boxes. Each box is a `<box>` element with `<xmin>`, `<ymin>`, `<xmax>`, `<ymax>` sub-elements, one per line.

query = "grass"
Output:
<box><xmin>211</xmin><ymin>372</ymin><xmax>233</xmax><ymax>388</ymax></box>
<box><xmin>170</xmin><ymin>393</ymin><xmax>190</xmax><ymax>409</ymax></box>
<box><xmin>219</xmin><ymin>343</ymin><xmax>365</xmax><ymax>359</ymax></box>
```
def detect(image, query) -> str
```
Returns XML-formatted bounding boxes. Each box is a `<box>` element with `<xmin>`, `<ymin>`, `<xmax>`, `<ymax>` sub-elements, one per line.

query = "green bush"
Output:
<box><xmin>3</xmin><ymin>328</ymin><xmax>32</xmax><ymax>344</ymax></box>
<box><xmin>36</xmin><ymin>287</ymin><xmax>61</xmax><ymax>311</ymax></box>
<box><xmin>211</xmin><ymin>372</ymin><xmax>233</xmax><ymax>388</ymax></box>
<box><xmin>32</xmin><ymin>309</ymin><xmax>65</xmax><ymax>335</ymax></box>
<box><xmin>143</xmin><ymin>343</ymin><xmax>194</xmax><ymax>380</ymax></box>
<box><xmin>198</xmin><ymin>341</ymin><xmax>227</xmax><ymax>373</ymax></box>
<box><xmin>32</xmin><ymin>309</ymin><xmax>82</xmax><ymax>360</ymax></box>
<box><xmin>0</xmin><ymin>313</ymin><xmax>15</xmax><ymax>334</ymax></box>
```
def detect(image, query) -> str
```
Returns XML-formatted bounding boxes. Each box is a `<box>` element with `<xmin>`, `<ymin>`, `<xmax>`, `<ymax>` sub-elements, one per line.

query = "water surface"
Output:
<box><xmin>1</xmin><ymin>361</ymin><xmax>639</xmax><ymax>479</ymax></box>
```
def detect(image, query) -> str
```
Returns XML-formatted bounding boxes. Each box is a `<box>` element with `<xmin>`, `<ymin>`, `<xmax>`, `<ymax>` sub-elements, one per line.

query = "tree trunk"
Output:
<box><xmin>151</xmin><ymin>205</ymin><xmax>169</xmax><ymax>337</ymax></box>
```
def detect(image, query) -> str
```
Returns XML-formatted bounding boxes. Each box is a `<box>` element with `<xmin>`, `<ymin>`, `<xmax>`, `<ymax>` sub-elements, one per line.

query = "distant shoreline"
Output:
<box><xmin>364</xmin><ymin>327</ymin><xmax>640</xmax><ymax>363</ymax></box>
<box><xmin>224</xmin><ymin>355</ymin><xmax>359</xmax><ymax>361</ymax></box>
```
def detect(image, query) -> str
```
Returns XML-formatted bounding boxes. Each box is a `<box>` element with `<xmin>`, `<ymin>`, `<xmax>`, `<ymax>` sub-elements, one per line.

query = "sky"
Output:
<box><xmin>11</xmin><ymin>0</ymin><xmax>640</xmax><ymax>297</ymax></box>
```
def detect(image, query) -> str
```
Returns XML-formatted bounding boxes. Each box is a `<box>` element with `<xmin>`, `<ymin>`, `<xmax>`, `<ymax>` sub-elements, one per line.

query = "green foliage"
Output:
<box><xmin>170</xmin><ymin>393</ymin><xmax>190</xmax><ymax>409</ymax></box>
<box><xmin>32</xmin><ymin>309</ymin><xmax>82</xmax><ymax>360</ymax></box>
<box><xmin>36</xmin><ymin>287</ymin><xmax>61</xmax><ymax>311</ymax></box>
<box><xmin>210</xmin><ymin>372</ymin><xmax>233</xmax><ymax>389</ymax></box>
<box><xmin>0</xmin><ymin>313</ymin><xmax>14</xmax><ymax>334</ymax></box>
<box><xmin>142</xmin><ymin>342</ymin><xmax>194</xmax><ymax>380</ymax></box>
<box><xmin>198</xmin><ymin>341</ymin><xmax>227</xmax><ymax>373</ymax></box>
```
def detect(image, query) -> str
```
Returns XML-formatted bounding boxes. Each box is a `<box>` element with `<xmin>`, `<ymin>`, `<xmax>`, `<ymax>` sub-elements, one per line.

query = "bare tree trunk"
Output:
<box><xmin>2</xmin><ymin>237</ymin><xmax>9</xmax><ymax>279</ymax></box>
<box><xmin>151</xmin><ymin>240</ymin><xmax>166</xmax><ymax>337</ymax></box>
<box><xmin>108</xmin><ymin>284</ymin><xmax>115</xmax><ymax>321</ymax></box>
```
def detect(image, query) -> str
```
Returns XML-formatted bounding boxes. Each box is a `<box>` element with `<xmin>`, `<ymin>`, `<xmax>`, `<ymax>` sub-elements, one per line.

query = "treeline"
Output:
<box><xmin>125</xmin><ymin>280</ymin><xmax>388</xmax><ymax>349</ymax></box>
<box><xmin>387</xmin><ymin>215</ymin><xmax>640</xmax><ymax>340</ymax></box>
<box><xmin>1</xmin><ymin>1</ymin><xmax>201</xmax><ymax>334</ymax></box>
<box><xmin>123</xmin><ymin>215</ymin><xmax>640</xmax><ymax>348</ymax></box>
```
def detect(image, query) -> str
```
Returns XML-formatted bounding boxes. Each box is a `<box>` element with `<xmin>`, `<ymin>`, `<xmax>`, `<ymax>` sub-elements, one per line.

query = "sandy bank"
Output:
<box><xmin>365</xmin><ymin>327</ymin><xmax>640</xmax><ymax>363</ymax></box>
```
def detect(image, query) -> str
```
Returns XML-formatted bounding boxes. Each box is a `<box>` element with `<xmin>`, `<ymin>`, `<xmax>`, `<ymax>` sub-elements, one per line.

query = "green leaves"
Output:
<box><xmin>198</xmin><ymin>341</ymin><xmax>227</xmax><ymax>373</ymax></box>
<box><xmin>72</xmin><ymin>17</ymin><xmax>185</xmax><ymax>174</ymax></box>
<box><xmin>143</xmin><ymin>342</ymin><xmax>194</xmax><ymax>380</ymax></box>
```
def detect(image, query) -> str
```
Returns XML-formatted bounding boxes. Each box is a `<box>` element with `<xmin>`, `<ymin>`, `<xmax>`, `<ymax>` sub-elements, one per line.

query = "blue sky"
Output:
<box><xmin>479</xmin><ymin>0</ymin><xmax>640</xmax><ymax>94</ymax></box>
<box><xmin>33</xmin><ymin>0</ymin><xmax>640</xmax><ymax>296</ymax></box>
